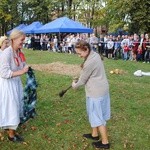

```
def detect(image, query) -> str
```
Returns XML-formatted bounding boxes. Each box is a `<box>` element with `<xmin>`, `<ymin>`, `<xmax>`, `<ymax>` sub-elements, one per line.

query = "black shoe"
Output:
<box><xmin>8</xmin><ymin>134</ymin><xmax>24</xmax><ymax>142</ymax></box>
<box><xmin>92</xmin><ymin>141</ymin><xmax>110</xmax><ymax>149</ymax></box>
<box><xmin>83</xmin><ymin>133</ymin><xmax>99</xmax><ymax>140</ymax></box>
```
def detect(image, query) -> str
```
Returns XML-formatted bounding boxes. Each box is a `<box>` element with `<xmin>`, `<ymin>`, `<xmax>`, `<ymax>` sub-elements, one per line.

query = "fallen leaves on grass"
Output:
<box><xmin>123</xmin><ymin>139</ymin><xmax>134</xmax><ymax>149</ymax></box>
<box><xmin>22</xmin><ymin>141</ymin><xmax>29</xmax><ymax>145</ymax></box>
<box><xmin>56</xmin><ymin>119</ymin><xmax>73</xmax><ymax>127</ymax></box>
<box><xmin>43</xmin><ymin>134</ymin><xmax>51</xmax><ymax>143</ymax></box>
<box><xmin>21</xmin><ymin>124</ymin><xmax>27</xmax><ymax>129</ymax></box>
<box><xmin>56</xmin><ymin>122</ymin><xmax>62</xmax><ymax>127</ymax></box>
<box><xmin>31</xmin><ymin>126</ymin><xmax>37</xmax><ymax>131</ymax></box>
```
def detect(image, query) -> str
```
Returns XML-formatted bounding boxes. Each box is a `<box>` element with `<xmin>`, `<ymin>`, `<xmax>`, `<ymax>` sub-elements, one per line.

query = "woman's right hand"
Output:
<box><xmin>73</xmin><ymin>77</ymin><xmax>78</xmax><ymax>83</ymax></box>
<box><xmin>12</xmin><ymin>66</ymin><xmax>29</xmax><ymax>77</ymax></box>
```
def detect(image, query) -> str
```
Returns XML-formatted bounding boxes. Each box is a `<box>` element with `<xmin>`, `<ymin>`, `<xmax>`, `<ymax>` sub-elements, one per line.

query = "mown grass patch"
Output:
<box><xmin>0</xmin><ymin>49</ymin><xmax>150</xmax><ymax>150</ymax></box>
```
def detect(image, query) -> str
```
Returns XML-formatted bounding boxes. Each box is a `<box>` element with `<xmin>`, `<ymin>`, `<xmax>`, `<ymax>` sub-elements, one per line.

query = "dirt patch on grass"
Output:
<box><xmin>30</xmin><ymin>62</ymin><xmax>81</xmax><ymax>77</ymax></box>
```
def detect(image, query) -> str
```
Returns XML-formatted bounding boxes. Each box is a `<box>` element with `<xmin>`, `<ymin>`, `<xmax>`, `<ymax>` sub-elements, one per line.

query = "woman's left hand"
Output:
<box><xmin>22</xmin><ymin>65</ymin><xmax>29</xmax><ymax>73</ymax></box>
<box><xmin>72</xmin><ymin>81</ymin><xmax>77</xmax><ymax>88</ymax></box>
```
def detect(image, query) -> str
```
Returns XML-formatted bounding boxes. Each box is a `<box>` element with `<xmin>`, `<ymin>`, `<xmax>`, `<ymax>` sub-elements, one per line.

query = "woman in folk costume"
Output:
<box><xmin>0</xmin><ymin>29</ymin><xmax>28</xmax><ymax>142</ymax></box>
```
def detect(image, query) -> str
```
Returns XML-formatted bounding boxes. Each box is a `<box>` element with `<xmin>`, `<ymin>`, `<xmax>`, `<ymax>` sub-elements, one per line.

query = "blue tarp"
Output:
<box><xmin>34</xmin><ymin>17</ymin><xmax>93</xmax><ymax>33</ymax></box>
<box><xmin>21</xmin><ymin>21</ymin><xmax>43</xmax><ymax>34</ymax></box>
<box><xmin>7</xmin><ymin>24</ymin><xmax>27</xmax><ymax>35</ymax></box>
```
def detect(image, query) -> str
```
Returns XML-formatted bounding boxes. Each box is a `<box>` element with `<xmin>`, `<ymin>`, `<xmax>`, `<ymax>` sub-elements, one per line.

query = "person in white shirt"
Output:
<box><xmin>53</xmin><ymin>36</ymin><xmax>58</xmax><ymax>52</ymax></box>
<box><xmin>107</xmin><ymin>38</ymin><xmax>114</xmax><ymax>58</ymax></box>
<box><xmin>121</xmin><ymin>35</ymin><xmax>130</xmax><ymax>48</ymax></box>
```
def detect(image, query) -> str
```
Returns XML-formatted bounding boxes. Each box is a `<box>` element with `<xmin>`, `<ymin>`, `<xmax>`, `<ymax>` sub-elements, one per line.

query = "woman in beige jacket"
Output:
<box><xmin>72</xmin><ymin>40</ymin><xmax>111</xmax><ymax>149</ymax></box>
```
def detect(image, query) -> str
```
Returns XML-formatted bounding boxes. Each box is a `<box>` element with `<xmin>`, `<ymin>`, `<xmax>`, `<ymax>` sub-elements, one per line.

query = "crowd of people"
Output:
<box><xmin>24</xmin><ymin>33</ymin><xmax>150</xmax><ymax>63</ymax></box>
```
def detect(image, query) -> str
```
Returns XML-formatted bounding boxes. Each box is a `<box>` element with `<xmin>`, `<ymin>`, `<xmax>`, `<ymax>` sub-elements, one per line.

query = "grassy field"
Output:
<box><xmin>0</xmin><ymin>50</ymin><xmax>150</xmax><ymax>150</ymax></box>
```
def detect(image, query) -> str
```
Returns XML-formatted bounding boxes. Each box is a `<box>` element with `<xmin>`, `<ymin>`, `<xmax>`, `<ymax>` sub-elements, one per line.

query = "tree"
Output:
<box><xmin>1</xmin><ymin>0</ymin><xmax>149</xmax><ymax>35</ymax></box>
<box><xmin>103</xmin><ymin>0</ymin><xmax>150</xmax><ymax>34</ymax></box>
<box><xmin>127</xmin><ymin>0</ymin><xmax>150</xmax><ymax>33</ymax></box>
<box><xmin>0</xmin><ymin>0</ymin><xmax>12</xmax><ymax>35</ymax></box>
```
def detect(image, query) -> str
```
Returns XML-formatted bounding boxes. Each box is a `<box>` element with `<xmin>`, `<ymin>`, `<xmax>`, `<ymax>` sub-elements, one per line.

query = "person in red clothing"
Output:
<box><xmin>140</xmin><ymin>34</ymin><xmax>146</xmax><ymax>61</ymax></box>
<box><xmin>133</xmin><ymin>37</ymin><xmax>139</xmax><ymax>61</ymax></box>
<box><xmin>136</xmin><ymin>45</ymin><xmax>143</xmax><ymax>61</ymax></box>
<box><xmin>123</xmin><ymin>43</ymin><xmax>129</xmax><ymax>60</ymax></box>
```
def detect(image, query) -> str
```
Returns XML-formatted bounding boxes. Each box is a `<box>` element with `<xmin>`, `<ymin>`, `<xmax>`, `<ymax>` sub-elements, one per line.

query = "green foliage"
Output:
<box><xmin>0</xmin><ymin>0</ymin><xmax>12</xmax><ymax>35</ymax></box>
<box><xmin>22</xmin><ymin>0</ymin><xmax>49</xmax><ymax>23</ymax></box>
<box><xmin>0</xmin><ymin>0</ymin><xmax>10</xmax><ymax>18</ymax></box>
<box><xmin>127</xmin><ymin>0</ymin><xmax>150</xmax><ymax>33</ymax></box>
<box><xmin>0</xmin><ymin>0</ymin><xmax>149</xmax><ymax>35</ymax></box>
<box><xmin>103</xmin><ymin>0</ymin><xmax>150</xmax><ymax>33</ymax></box>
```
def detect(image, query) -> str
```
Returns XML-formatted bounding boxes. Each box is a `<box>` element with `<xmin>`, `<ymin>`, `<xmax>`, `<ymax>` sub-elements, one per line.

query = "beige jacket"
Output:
<box><xmin>72</xmin><ymin>50</ymin><xmax>109</xmax><ymax>98</ymax></box>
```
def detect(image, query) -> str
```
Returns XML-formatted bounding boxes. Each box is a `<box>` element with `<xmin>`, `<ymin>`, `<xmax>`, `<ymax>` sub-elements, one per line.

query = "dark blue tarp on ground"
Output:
<box><xmin>21</xmin><ymin>21</ymin><xmax>43</xmax><ymax>34</ymax></box>
<box><xmin>34</xmin><ymin>17</ymin><xmax>93</xmax><ymax>33</ymax></box>
<box><xmin>7</xmin><ymin>24</ymin><xmax>27</xmax><ymax>35</ymax></box>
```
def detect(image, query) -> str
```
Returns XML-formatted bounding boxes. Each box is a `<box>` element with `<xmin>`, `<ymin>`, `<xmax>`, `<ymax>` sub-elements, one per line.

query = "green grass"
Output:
<box><xmin>0</xmin><ymin>50</ymin><xmax>150</xmax><ymax>150</ymax></box>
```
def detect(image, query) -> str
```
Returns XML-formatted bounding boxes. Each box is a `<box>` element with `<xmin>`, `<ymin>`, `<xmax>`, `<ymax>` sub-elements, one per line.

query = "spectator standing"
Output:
<box><xmin>66</xmin><ymin>35</ymin><xmax>72</xmax><ymax>54</ymax></box>
<box><xmin>113</xmin><ymin>37</ymin><xmax>121</xmax><ymax>59</ymax></box>
<box><xmin>136</xmin><ymin>45</ymin><xmax>143</xmax><ymax>61</ymax></box>
<box><xmin>71</xmin><ymin>34</ymin><xmax>77</xmax><ymax>54</ymax></box>
<box><xmin>27</xmin><ymin>36</ymin><xmax>31</xmax><ymax>49</ymax></box>
<box><xmin>31</xmin><ymin>35</ymin><xmax>35</xmax><ymax>50</ymax></box>
<box><xmin>123</xmin><ymin>43</ymin><xmax>129</xmax><ymax>60</ymax></box>
<box><xmin>107</xmin><ymin>38</ymin><xmax>114</xmax><ymax>59</ymax></box>
<box><xmin>132</xmin><ymin>35</ymin><xmax>139</xmax><ymax>61</ymax></box>
<box><xmin>103</xmin><ymin>35</ymin><xmax>108</xmax><ymax>57</ymax></box>
<box><xmin>98</xmin><ymin>35</ymin><xmax>104</xmax><ymax>55</ymax></box>
<box><xmin>140</xmin><ymin>34</ymin><xmax>145</xmax><ymax>61</ymax></box>
<box><xmin>53</xmin><ymin>36</ymin><xmax>58</xmax><ymax>52</ymax></box>
<box><xmin>128</xmin><ymin>35</ymin><xmax>134</xmax><ymax>61</ymax></box>
<box><xmin>143</xmin><ymin>35</ymin><xmax>150</xmax><ymax>63</ymax></box>
<box><xmin>89</xmin><ymin>34</ymin><xmax>98</xmax><ymax>52</ymax></box>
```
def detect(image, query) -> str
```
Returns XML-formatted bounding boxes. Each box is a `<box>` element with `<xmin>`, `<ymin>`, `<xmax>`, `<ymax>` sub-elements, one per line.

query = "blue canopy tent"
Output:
<box><xmin>7</xmin><ymin>24</ymin><xmax>27</xmax><ymax>35</ymax></box>
<box><xmin>21</xmin><ymin>21</ymin><xmax>43</xmax><ymax>34</ymax></box>
<box><xmin>34</xmin><ymin>17</ymin><xmax>93</xmax><ymax>33</ymax></box>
